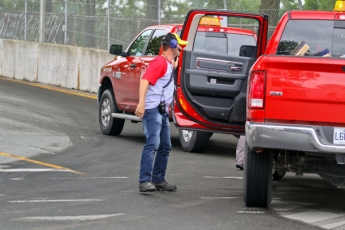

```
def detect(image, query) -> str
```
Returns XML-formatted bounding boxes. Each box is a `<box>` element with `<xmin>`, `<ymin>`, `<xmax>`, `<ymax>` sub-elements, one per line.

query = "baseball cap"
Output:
<box><xmin>161</xmin><ymin>33</ymin><xmax>188</xmax><ymax>46</ymax></box>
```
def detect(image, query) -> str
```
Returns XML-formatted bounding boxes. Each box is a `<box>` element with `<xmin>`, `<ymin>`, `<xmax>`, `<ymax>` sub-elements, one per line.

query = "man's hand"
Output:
<box><xmin>135</xmin><ymin>79</ymin><xmax>149</xmax><ymax>119</ymax></box>
<box><xmin>135</xmin><ymin>103</ymin><xmax>145</xmax><ymax>119</ymax></box>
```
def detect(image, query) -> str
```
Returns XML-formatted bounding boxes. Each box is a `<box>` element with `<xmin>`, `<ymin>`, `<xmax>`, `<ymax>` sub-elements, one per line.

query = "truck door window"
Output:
<box><xmin>193</xmin><ymin>16</ymin><xmax>258</xmax><ymax>57</ymax></box>
<box><xmin>228</xmin><ymin>33</ymin><xmax>256</xmax><ymax>56</ymax></box>
<box><xmin>145</xmin><ymin>29</ymin><xmax>167</xmax><ymax>56</ymax></box>
<box><xmin>128</xmin><ymin>30</ymin><xmax>153</xmax><ymax>56</ymax></box>
<box><xmin>194</xmin><ymin>32</ymin><xmax>227</xmax><ymax>54</ymax></box>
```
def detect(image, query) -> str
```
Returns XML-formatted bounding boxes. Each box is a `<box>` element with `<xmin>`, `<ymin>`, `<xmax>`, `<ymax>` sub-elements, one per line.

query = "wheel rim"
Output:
<box><xmin>101</xmin><ymin>98</ymin><xmax>111</xmax><ymax>127</ymax></box>
<box><xmin>181</xmin><ymin>130</ymin><xmax>193</xmax><ymax>142</ymax></box>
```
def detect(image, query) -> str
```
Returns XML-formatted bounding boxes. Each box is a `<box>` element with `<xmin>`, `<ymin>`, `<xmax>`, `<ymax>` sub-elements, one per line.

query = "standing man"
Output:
<box><xmin>135</xmin><ymin>33</ymin><xmax>188</xmax><ymax>192</ymax></box>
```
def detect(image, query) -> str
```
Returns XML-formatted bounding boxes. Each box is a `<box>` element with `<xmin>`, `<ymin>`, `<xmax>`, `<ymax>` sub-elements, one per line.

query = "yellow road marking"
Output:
<box><xmin>1</xmin><ymin>77</ymin><xmax>89</xmax><ymax>174</ymax></box>
<box><xmin>0</xmin><ymin>152</ymin><xmax>84</xmax><ymax>174</ymax></box>
<box><xmin>0</xmin><ymin>77</ymin><xmax>97</xmax><ymax>100</ymax></box>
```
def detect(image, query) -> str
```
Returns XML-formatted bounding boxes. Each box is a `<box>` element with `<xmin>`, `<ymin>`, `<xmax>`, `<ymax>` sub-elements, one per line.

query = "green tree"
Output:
<box><xmin>305</xmin><ymin>0</ymin><xmax>319</xmax><ymax>10</ymax></box>
<box><xmin>85</xmin><ymin>0</ymin><xmax>96</xmax><ymax>47</ymax></box>
<box><xmin>280</xmin><ymin>0</ymin><xmax>300</xmax><ymax>11</ymax></box>
<box><xmin>146</xmin><ymin>0</ymin><xmax>158</xmax><ymax>22</ymax></box>
<box><xmin>46</xmin><ymin>0</ymin><xmax>52</xmax><ymax>13</ymax></box>
<box><xmin>319</xmin><ymin>0</ymin><xmax>336</xmax><ymax>10</ymax></box>
<box><xmin>259</xmin><ymin>0</ymin><xmax>280</xmax><ymax>27</ymax></box>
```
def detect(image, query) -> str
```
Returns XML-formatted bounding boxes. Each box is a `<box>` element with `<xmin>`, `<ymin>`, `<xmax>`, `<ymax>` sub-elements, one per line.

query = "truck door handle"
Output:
<box><xmin>230</xmin><ymin>66</ymin><xmax>241</xmax><ymax>71</ymax></box>
<box><xmin>342</xmin><ymin>66</ymin><xmax>345</xmax><ymax>72</ymax></box>
<box><xmin>129</xmin><ymin>64</ymin><xmax>136</xmax><ymax>68</ymax></box>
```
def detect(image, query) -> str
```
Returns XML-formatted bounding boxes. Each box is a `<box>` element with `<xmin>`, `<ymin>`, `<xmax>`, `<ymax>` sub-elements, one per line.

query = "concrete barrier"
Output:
<box><xmin>0</xmin><ymin>39</ymin><xmax>114</xmax><ymax>93</ymax></box>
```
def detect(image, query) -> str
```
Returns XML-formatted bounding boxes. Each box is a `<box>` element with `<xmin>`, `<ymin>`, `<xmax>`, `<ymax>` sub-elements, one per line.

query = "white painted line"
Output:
<box><xmin>237</xmin><ymin>211</ymin><xmax>265</xmax><ymax>214</ymax></box>
<box><xmin>9</xmin><ymin>199</ymin><xmax>102</xmax><ymax>203</ymax></box>
<box><xmin>245</xmin><ymin>207</ymin><xmax>264</xmax><ymax>210</ymax></box>
<box><xmin>51</xmin><ymin>177</ymin><xmax>128</xmax><ymax>179</ymax></box>
<box><xmin>203</xmin><ymin>176</ymin><xmax>243</xmax><ymax>179</ymax></box>
<box><xmin>0</xmin><ymin>169</ymin><xmax>73</xmax><ymax>172</ymax></box>
<box><xmin>200</xmin><ymin>197</ymin><xmax>240</xmax><ymax>199</ymax></box>
<box><xmin>10</xmin><ymin>178</ymin><xmax>24</xmax><ymax>181</ymax></box>
<box><xmin>284</xmin><ymin>212</ymin><xmax>342</xmax><ymax>224</ymax></box>
<box><xmin>0</xmin><ymin>165</ymin><xmax>11</xmax><ymax>169</ymax></box>
<box><xmin>88</xmin><ymin>177</ymin><xmax>128</xmax><ymax>179</ymax></box>
<box><xmin>322</xmin><ymin>220</ymin><xmax>345</xmax><ymax>229</ymax></box>
<box><xmin>0</xmin><ymin>152</ymin><xmax>84</xmax><ymax>174</ymax></box>
<box><xmin>16</xmin><ymin>213</ymin><xmax>125</xmax><ymax>221</ymax></box>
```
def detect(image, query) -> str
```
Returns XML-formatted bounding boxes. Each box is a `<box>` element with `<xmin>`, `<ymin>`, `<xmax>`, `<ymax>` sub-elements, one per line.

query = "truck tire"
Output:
<box><xmin>179</xmin><ymin>130</ymin><xmax>211</xmax><ymax>153</ymax></box>
<box><xmin>99</xmin><ymin>89</ymin><xmax>124</xmax><ymax>136</ymax></box>
<box><xmin>272</xmin><ymin>170</ymin><xmax>286</xmax><ymax>180</ymax></box>
<box><xmin>243</xmin><ymin>143</ymin><xmax>273</xmax><ymax>207</ymax></box>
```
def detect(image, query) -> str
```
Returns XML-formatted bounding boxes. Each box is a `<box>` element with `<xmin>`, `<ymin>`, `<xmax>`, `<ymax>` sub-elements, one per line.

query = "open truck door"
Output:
<box><xmin>173</xmin><ymin>9</ymin><xmax>268</xmax><ymax>135</ymax></box>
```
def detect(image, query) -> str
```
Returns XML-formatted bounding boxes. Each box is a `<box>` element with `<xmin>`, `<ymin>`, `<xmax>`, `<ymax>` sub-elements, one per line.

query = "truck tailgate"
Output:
<box><xmin>265</xmin><ymin>56</ymin><xmax>345</xmax><ymax>124</ymax></box>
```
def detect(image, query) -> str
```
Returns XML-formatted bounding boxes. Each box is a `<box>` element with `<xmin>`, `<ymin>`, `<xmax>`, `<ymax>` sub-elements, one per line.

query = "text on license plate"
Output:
<box><xmin>334</xmin><ymin>127</ymin><xmax>345</xmax><ymax>144</ymax></box>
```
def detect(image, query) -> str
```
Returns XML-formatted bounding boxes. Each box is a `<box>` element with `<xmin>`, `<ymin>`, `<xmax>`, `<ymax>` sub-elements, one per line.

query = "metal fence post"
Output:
<box><xmin>39</xmin><ymin>0</ymin><xmax>45</xmax><ymax>42</ymax></box>
<box><xmin>158</xmin><ymin>0</ymin><xmax>161</xmax><ymax>25</ymax></box>
<box><xmin>65</xmin><ymin>0</ymin><xmax>68</xmax><ymax>44</ymax></box>
<box><xmin>25</xmin><ymin>0</ymin><xmax>27</xmax><ymax>40</ymax></box>
<box><xmin>107</xmin><ymin>0</ymin><xmax>110</xmax><ymax>49</ymax></box>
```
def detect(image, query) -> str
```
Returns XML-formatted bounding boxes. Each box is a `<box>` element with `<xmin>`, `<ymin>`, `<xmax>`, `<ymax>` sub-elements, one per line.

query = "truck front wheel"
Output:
<box><xmin>243</xmin><ymin>143</ymin><xmax>273</xmax><ymax>207</ymax></box>
<box><xmin>179</xmin><ymin>130</ymin><xmax>211</xmax><ymax>153</ymax></box>
<box><xmin>99</xmin><ymin>89</ymin><xmax>124</xmax><ymax>136</ymax></box>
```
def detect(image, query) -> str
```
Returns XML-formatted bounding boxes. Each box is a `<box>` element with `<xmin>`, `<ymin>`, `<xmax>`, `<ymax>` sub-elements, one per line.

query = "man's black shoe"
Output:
<box><xmin>139</xmin><ymin>182</ymin><xmax>156</xmax><ymax>192</ymax></box>
<box><xmin>236</xmin><ymin>164</ymin><xmax>244</xmax><ymax>170</ymax></box>
<box><xmin>152</xmin><ymin>181</ymin><xmax>177</xmax><ymax>191</ymax></box>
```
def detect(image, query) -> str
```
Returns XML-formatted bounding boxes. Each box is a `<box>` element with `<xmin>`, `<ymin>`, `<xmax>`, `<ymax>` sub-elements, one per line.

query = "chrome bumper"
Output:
<box><xmin>246</xmin><ymin>121</ymin><xmax>345</xmax><ymax>154</ymax></box>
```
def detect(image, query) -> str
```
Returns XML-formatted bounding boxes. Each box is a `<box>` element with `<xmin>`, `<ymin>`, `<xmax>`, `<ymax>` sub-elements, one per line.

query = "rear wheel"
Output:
<box><xmin>273</xmin><ymin>170</ymin><xmax>286</xmax><ymax>180</ymax></box>
<box><xmin>243</xmin><ymin>143</ymin><xmax>273</xmax><ymax>207</ymax></box>
<box><xmin>179</xmin><ymin>130</ymin><xmax>211</xmax><ymax>153</ymax></box>
<box><xmin>99</xmin><ymin>89</ymin><xmax>124</xmax><ymax>136</ymax></box>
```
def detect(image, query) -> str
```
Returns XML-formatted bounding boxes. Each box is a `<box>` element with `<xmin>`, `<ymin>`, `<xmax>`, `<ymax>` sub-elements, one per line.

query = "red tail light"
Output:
<box><xmin>248</xmin><ymin>71</ymin><xmax>266</xmax><ymax>109</ymax></box>
<box><xmin>335</xmin><ymin>14</ymin><xmax>345</xmax><ymax>20</ymax></box>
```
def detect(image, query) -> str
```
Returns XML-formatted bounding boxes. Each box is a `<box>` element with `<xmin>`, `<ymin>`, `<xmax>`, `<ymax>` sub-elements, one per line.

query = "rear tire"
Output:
<box><xmin>179</xmin><ymin>130</ymin><xmax>210</xmax><ymax>153</ymax></box>
<box><xmin>243</xmin><ymin>143</ymin><xmax>273</xmax><ymax>207</ymax></box>
<box><xmin>99</xmin><ymin>89</ymin><xmax>125</xmax><ymax>136</ymax></box>
<box><xmin>272</xmin><ymin>170</ymin><xmax>286</xmax><ymax>180</ymax></box>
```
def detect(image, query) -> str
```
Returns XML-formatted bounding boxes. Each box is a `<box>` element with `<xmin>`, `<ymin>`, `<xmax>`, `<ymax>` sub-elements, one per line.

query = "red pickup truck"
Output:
<box><xmin>174</xmin><ymin>3</ymin><xmax>345</xmax><ymax>207</ymax></box>
<box><xmin>98</xmin><ymin>19</ymin><xmax>257</xmax><ymax>153</ymax></box>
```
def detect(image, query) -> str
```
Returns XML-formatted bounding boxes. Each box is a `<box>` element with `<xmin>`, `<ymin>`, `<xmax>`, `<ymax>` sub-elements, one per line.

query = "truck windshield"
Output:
<box><xmin>277</xmin><ymin>20</ymin><xmax>345</xmax><ymax>58</ymax></box>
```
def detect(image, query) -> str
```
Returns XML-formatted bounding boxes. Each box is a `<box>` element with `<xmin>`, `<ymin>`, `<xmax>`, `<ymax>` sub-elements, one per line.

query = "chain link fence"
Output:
<box><xmin>0</xmin><ymin>0</ymin><xmax>336</xmax><ymax>50</ymax></box>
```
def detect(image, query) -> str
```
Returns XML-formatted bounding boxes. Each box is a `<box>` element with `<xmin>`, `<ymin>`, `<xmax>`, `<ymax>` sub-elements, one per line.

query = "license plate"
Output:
<box><xmin>333</xmin><ymin>127</ymin><xmax>345</xmax><ymax>144</ymax></box>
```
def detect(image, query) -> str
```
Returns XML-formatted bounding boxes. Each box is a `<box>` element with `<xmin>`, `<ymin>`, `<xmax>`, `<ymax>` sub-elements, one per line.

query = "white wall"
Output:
<box><xmin>0</xmin><ymin>39</ymin><xmax>115</xmax><ymax>93</ymax></box>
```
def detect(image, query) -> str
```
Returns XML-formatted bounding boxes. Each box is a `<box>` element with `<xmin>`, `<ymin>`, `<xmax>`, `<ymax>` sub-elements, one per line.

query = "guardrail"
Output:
<box><xmin>0</xmin><ymin>39</ymin><xmax>113</xmax><ymax>93</ymax></box>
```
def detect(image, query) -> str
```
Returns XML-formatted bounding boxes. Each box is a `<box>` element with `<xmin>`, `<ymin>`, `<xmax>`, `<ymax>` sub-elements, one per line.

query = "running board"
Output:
<box><xmin>112</xmin><ymin>113</ymin><xmax>142</xmax><ymax>122</ymax></box>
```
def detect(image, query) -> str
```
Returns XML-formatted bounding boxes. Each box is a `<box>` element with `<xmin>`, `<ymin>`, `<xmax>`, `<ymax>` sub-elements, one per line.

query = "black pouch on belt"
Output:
<box><xmin>158</xmin><ymin>101</ymin><xmax>166</xmax><ymax>114</ymax></box>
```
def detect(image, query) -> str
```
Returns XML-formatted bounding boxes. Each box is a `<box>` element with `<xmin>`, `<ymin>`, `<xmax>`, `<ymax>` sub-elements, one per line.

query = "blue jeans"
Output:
<box><xmin>139</xmin><ymin>107</ymin><xmax>172</xmax><ymax>183</ymax></box>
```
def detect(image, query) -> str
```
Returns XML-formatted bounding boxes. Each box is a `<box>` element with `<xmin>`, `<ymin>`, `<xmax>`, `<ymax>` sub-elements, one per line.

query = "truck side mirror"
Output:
<box><xmin>109</xmin><ymin>44</ymin><xmax>127</xmax><ymax>57</ymax></box>
<box><xmin>239</xmin><ymin>45</ymin><xmax>257</xmax><ymax>58</ymax></box>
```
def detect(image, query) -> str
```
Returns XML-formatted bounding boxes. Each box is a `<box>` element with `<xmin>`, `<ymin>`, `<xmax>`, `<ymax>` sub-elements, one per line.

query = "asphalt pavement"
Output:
<box><xmin>1</xmin><ymin>77</ymin><xmax>345</xmax><ymax>230</ymax></box>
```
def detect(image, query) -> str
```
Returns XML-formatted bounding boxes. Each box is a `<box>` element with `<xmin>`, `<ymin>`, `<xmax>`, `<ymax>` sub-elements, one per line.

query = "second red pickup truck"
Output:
<box><xmin>98</xmin><ymin>19</ymin><xmax>257</xmax><ymax>153</ymax></box>
<box><xmin>174</xmin><ymin>3</ymin><xmax>345</xmax><ymax>207</ymax></box>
